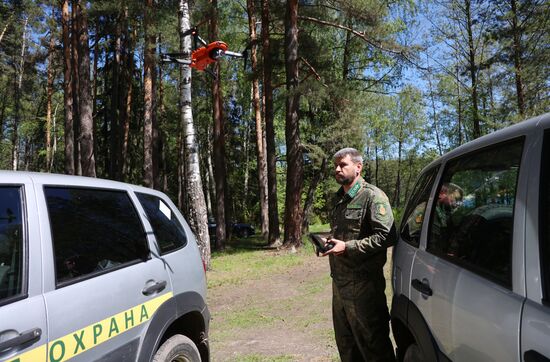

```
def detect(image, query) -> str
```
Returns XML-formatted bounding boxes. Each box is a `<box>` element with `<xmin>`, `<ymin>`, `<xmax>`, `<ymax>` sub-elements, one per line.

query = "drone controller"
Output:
<box><xmin>309</xmin><ymin>233</ymin><xmax>335</xmax><ymax>255</ymax></box>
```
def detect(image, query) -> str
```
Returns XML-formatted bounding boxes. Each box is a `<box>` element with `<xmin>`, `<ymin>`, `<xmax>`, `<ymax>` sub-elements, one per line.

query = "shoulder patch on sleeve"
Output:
<box><xmin>376</xmin><ymin>202</ymin><xmax>388</xmax><ymax>217</ymax></box>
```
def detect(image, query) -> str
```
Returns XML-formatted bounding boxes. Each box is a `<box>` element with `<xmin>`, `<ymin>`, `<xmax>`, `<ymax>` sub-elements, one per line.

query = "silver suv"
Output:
<box><xmin>391</xmin><ymin>113</ymin><xmax>550</xmax><ymax>362</ymax></box>
<box><xmin>0</xmin><ymin>172</ymin><xmax>209</xmax><ymax>362</ymax></box>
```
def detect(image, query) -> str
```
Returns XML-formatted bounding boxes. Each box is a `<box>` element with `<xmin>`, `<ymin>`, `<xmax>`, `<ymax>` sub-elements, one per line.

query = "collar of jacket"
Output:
<box><xmin>337</xmin><ymin>177</ymin><xmax>363</xmax><ymax>199</ymax></box>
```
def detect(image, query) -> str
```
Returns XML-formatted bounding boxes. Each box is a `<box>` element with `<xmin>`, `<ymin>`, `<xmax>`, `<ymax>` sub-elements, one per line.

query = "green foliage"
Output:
<box><xmin>0</xmin><ymin>0</ymin><xmax>546</xmax><ymax>243</ymax></box>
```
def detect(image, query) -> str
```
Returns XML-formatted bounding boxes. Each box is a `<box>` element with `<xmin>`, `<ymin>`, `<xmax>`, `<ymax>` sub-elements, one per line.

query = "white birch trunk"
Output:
<box><xmin>179</xmin><ymin>0</ymin><xmax>211</xmax><ymax>267</ymax></box>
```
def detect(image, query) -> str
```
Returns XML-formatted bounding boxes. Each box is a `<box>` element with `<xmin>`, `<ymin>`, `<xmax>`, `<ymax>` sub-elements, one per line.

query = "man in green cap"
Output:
<box><xmin>320</xmin><ymin>147</ymin><xmax>396</xmax><ymax>362</ymax></box>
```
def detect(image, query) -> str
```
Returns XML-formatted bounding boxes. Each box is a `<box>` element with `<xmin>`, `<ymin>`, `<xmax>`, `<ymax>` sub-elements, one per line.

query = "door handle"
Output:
<box><xmin>142</xmin><ymin>280</ymin><xmax>167</xmax><ymax>296</ymax></box>
<box><xmin>0</xmin><ymin>328</ymin><xmax>41</xmax><ymax>352</ymax></box>
<box><xmin>524</xmin><ymin>350</ymin><xmax>550</xmax><ymax>362</ymax></box>
<box><xmin>412</xmin><ymin>278</ymin><xmax>433</xmax><ymax>296</ymax></box>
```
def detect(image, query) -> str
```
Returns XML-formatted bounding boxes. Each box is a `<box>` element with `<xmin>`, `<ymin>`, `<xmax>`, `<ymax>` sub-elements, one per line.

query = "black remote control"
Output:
<box><xmin>309</xmin><ymin>233</ymin><xmax>335</xmax><ymax>254</ymax></box>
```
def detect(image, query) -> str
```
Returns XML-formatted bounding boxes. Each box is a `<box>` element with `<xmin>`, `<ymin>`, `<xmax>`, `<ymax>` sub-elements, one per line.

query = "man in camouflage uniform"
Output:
<box><xmin>321</xmin><ymin>147</ymin><xmax>396</xmax><ymax>362</ymax></box>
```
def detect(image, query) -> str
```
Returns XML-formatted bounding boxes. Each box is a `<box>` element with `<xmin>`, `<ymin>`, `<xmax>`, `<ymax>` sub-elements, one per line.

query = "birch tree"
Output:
<box><xmin>179</xmin><ymin>0</ymin><xmax>211</xmax><ymax>267</ymax></box>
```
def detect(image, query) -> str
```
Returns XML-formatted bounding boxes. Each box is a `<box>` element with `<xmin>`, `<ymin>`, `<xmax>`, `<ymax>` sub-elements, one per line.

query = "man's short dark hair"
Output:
<box><xmin>333</xmin><ymin>148</ymin><xmax>363</xmax><ymax>164</ymax></box>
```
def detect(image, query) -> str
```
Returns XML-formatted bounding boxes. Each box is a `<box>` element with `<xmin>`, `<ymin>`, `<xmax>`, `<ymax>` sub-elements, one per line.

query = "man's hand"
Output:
<box><xmin>321</xmin><ymin>238</ymin><xmax>345</xmax><ymax>256</ymax></box>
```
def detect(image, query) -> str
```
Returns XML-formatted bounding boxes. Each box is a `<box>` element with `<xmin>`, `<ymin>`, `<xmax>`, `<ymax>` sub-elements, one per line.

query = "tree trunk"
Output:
<box><xmin>210</xmin><ymin>0</ymin><xmax>228</xmax><ymax>249</ymax></box>
<box><xmin>158</xmin><ymin>34</ymin><xmax>166</xmax><ymax>191</ymax></box>
<box><xmin>177</xmin><ymin>120</ymin><xmax>186</xmax><ymax>210</ymax></box>
<box><xmin>302</xmin><ymin>158</ymin><xmax>327</xmax><ymax>233</ymax></box>
<box><xmin>76</xmin><ymin>0</ymin><xmax>96</xmax><ymax>177</ymax></box>
<box><xmin>243</xmin><ymin>109</ymin><xmax>251</xmax><ymax>210</ymax></box>
<box><xmin>12</xmin><ymin>16</ymin><xmax>28</xmax><ymax>171</ymax></box>
<box><xmin>51</xmin><ymin>104</ymin><xmax>59</xmax><ymax>171</ymax></box>
<box><xmin>283</xmin><ymin>0</ymin><xmax>303</xmax><ymax>247</ymax></box>
<box><xmin>122</xmin><ymin>26</ymin><xmax>135</xmax><ymax>180</ymax></box>
<box><xmin>487</xmin><ymin>63</ymin><xmax>498</xmax><ymax>131</ymax></box>
<box><xmin>426</xmin><ymin>57</ymin><xmax>442</xmax><ymax>156</ymax></box>
<box><xmin>465</xmin><ymin>0</ymin><xmax>480</xmax><ymax>139</ymax></box>
<box><xmin>456</xmin><ymin>62</ymin><xmax>464</xmax><ymax>145</ymax></box>
<box><xmin>247</xmin><ymin>0</ymin><xmax>269</xmax><ymax>240</ymax></box>
<box><xmin>179</xmin><ymin>0</ymin><xmax>211</xmax><ymax>267</ymax></box>
<box><xmin>262</xmin><ymin>0</ymin><xmax>281</xmax><ymax>247</ymax></box>
<box><xmin>92</xmin><ymin>30</ymin><xmax>100</xmax><ymax>175</ymax></box>
<box><xmin>72</xmin><ymin>0</ymin><xmax>81</xmax><ymax>175</ymax></box>
<box><xmin>403</xmin><ymin>155</ymin><xmax>415</xmax><ymax>203</ymax></box>
<box><xmin>0</xmin><ymin>79</ymin><xmax>7</xmax><ymax>140</ymax></box>
<box><xmin>143</xmin><ymin>0</ymin><xmax>156</xmax><ymax>187</ymax></box>
<box><xmin>510</xmin><ymin>0</ymin><xmax>525</xmax><ymax>116</ymax></box>
<box><xmin>110</xmin><ymin>12</ymin><xmax>123</xmax><ymax>179</ymax></box>
<box><xmin>374</xmin><ymin>129</ymin><xmax>379</xmax><ymax>185</ymax></box>
<box><xmin>393</xmin><ymin>140</ymin><xmax>402</xmax><ymax>207</ymax></box>
<box><xmin>0</xmin><ymin>15</ymin><xmax>12</xmax><ymax>46</ymax></box>
<box><xmin>62</xmin><ymin>0</ymin><xmax>75</xmax><ymax>175</ymax></box>
<box><xmin>46</xmin><ymin>32</ymin><xmax>55</xmax><ymax>171</ymax></box>
<box><xmin>204</xmin><ymin>135</ymin><xmax>214</xmax><ymax>217</ymax></box>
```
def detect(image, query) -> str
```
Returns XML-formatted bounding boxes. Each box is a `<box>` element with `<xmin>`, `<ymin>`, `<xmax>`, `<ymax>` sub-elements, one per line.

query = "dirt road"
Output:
<box><xmin>208</xmin><ymin>250</ymin><xmax>393</xmax><ymax>361</ymax></box>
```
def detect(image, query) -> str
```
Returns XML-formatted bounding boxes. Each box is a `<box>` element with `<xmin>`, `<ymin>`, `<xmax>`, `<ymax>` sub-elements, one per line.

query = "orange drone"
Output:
<box><xmin>160</xmin><ymin>27</ymin><xmax>245</xmax><ymax>77</ymax></box>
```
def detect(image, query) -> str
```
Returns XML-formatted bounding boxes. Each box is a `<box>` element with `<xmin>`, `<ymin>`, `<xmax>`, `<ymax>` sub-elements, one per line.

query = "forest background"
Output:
<box><xmin>0</xmin><ymin>0</ymin><xmax>548</xmax><ymax>267</ymax></box>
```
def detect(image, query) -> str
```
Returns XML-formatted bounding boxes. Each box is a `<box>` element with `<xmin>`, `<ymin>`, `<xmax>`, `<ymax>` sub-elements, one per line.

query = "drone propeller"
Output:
<box><xmin>159</xmin><ymin>53</ymin><xmax>191</xmax><ymax>65</ymax></box>
<box><xmin>223</xmin><ymin>50</ymin><xmax>244</xmax><ymax>58</ymax></box>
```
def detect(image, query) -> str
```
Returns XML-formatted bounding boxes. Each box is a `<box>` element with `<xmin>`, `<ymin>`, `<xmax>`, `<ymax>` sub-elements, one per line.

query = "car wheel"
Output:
<box><xmin>403</xmin><ymin>343</ymin><xmax>424</xmax><ymax>362</ymax></box>
<box><xmin>152</xmin><ymin>334</ymin><xmax>200</xmax><ymax>362</ymax></box>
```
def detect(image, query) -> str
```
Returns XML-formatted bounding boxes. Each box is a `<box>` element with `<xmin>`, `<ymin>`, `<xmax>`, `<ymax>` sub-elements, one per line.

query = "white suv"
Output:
<box><xmin>0</xmin><ymin>172</ymin><xmax>209</xmax><ymax>362</ymax></box>
<box><xmin>391</xmin><ymin>113</ymin><xmax>550</xmax><ymax>362</ymax></box>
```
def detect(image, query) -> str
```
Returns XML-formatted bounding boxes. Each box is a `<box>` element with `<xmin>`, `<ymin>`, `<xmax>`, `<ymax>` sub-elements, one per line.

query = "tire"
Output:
<box><xmin>152</xmin><ymin>334</ymin><xmax>201</xmax><ymax>362</ymax></box>
<box><xmin>403</xmin><ymin>343</ymin><xmax>424</xmax><ymax>362</ymax></box>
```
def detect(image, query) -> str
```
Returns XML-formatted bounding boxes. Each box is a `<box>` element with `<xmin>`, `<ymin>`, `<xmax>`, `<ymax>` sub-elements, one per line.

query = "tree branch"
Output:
<box><xmin>298</xmin><ymin>15</ymin><xmax>403</xmax><ymax>55</ymax></box>
<box><xmin>298</xmin><ymin>15</ymin><xmax>425</xmax><ymax>70</ymax></box>
<box><xmin>299</xmin><ymin>56</ymin><xmax>328</xmax><ymax>87</ymax></box>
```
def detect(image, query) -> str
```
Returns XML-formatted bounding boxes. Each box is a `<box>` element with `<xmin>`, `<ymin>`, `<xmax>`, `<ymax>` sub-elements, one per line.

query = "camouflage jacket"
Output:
<box><xmin>329</xmin><ymin>178</ymin><xmax>396</xmax><ymax>282</ymax></box>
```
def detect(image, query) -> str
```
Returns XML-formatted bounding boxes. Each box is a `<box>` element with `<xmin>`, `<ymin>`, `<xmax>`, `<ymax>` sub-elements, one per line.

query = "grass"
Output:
<box><xmin>208</xmin><ymin>231</ymin><xmax>325</xmax><ymax>289</ymax></box>
<box><xmin>228</xmin><ymin>354</ymin><xmax>297</xmax><ymax>362</ymax></box>
<box><xmin>308</xmin><ymin>223</ymin><xmax>331</xmax><ymax>233</ymax></box>
<box><xmin>208</xmin><ymin>247</ymin><xmax>304</xmax><ymax>288</ymax></box>
<box><xmin>222</xmin><ymin>307</ymin><xmax>280</xmax><ymax>329</ymax></box>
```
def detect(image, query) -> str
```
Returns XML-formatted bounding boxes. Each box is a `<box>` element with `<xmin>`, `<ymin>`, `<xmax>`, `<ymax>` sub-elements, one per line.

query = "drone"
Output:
<box><xmin>160</xmin><ymin>26</ymin><xmax>246</xmax><ymax>78</ymax></box>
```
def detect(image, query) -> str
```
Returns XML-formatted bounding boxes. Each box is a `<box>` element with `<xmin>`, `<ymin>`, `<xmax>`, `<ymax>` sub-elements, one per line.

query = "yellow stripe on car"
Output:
<box><xmin>7</xmin><ymin>292</ymin><xmax>172</xmax><ymax>362</ymax></box>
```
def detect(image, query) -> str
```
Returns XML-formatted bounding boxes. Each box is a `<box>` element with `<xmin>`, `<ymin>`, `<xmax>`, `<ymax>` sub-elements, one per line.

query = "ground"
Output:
<box><xmin>207</xmin><ymin>247</ymin><xmax>393</xmax><ymax>362</ymax></box>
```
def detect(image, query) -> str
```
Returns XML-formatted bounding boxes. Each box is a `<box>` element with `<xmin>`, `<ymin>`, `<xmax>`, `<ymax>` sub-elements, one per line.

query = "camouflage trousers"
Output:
<box><xmin>332</xmin><ymin>271</ymin><xmax>395</xmax><ymax>362</ymax></box>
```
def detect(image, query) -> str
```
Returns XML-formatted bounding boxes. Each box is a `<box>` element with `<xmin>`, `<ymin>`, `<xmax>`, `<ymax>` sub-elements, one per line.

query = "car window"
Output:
<box><xmin>136</xmin><ymin>193</ymin><xmax>187</xmax><ymax>254</ymax></box>
<box><xmin>541</xmin><ymin>130</ymin><xmax>550</xmax><ymax>303</ymax></box>
<box><xmin>427</xmin><ymin>138</ymin><xmax>524</xmax><ymax>287</ymax></box>
<box><xmin>400</xmin><ymin>166</ymin><xmax>440</xmax><ymax>247</ymax></box>
<box><xmin>44</xmin><ymin>187</ymin><xmax>149</xmax><ymax>286</ymax></box>
<box><xmin>0</xmin><ymin>187</ymin><xmax>24</xmax><ymax>303</ymax></box>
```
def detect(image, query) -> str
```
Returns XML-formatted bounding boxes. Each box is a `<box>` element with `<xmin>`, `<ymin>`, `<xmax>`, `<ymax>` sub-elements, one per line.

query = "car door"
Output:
<box><xmin>37</xmin><ymin>184</ymin><xmax>173</xmax><ymax>362</ymax></box>
<box><xmin>135</xmin><ymin>190</ymin><xmax>207</xmax><ymax>301</ymax></box>
<box><xmin>521</xmin><ymin>127</ymin><xmax>550</xmax><ymax>361</ymax></box>
<box><xmin>0</xmin><ymin>175</ymin><xmax>48</xmax><ymax>362</ymax></box>
<box><xmin>410</xmin><ymin>137</ymin><xmax>527</xmax><ymax>362</ymax></box>
<box><xmin>393</xmin><ymin>165</ymin><xmax>440</xmax><ymax>299</ymax></box>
